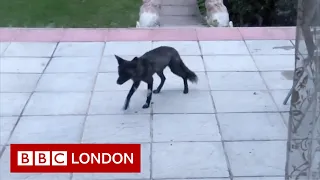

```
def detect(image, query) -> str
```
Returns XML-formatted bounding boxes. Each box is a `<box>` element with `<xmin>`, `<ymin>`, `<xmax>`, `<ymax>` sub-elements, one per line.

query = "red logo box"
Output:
<box><xmin>10</xmin><ymin>144</ymin><xmax>141</xmax><ymax>173</ymax></box>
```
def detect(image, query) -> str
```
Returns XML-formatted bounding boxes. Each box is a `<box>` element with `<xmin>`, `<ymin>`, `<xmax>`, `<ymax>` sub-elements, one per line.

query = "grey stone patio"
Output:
<box><xmin>0</xmin><ymin>40</ymin><xmax>294</xmax><ymax>180</ymax></box>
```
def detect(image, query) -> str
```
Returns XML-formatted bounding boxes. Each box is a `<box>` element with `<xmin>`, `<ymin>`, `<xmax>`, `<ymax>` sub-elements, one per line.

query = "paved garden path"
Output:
<box><xmin>160</xmin><ymin>0</ymin><xmax>204</xmax><ymax>27</ymax></box>
<box><xmin>0</xmin><ymin>27</ymin><xmax>296</xmax><ymax>180</ymax></box>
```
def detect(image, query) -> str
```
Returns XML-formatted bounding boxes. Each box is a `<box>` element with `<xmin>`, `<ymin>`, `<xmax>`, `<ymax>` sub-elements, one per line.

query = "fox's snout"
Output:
<box><xmin>117</xmin><ymin>77</ymin><xmax>128</xmax><ymax>85</ymax></box>
<box><xmin>116</xmin><ymin>79</ymin><xmax>124</xmax><ymax>85</ymax></box>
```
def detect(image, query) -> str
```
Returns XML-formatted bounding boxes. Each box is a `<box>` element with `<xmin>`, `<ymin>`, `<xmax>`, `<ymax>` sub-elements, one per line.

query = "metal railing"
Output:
<box><xmin>285</xmin><ymin>0</ymin><xmax>320</xmax><ymax>179</ymax></box>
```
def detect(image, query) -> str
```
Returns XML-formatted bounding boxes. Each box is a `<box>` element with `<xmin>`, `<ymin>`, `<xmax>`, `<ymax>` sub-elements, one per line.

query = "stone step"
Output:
<box><xmin>159</xmin><ymin>24</ymin><xmax>206</xmax><ymax>28</ymax></box>
<box><xmin>160</xmin><ymin>15</ymin><xmax>205</xmax><ymax>27</ymax></box>
<box><xmin>156</xmin><ymin>0</ymin><xmax>203</xmax><ymax>27</ymax></box>
<box><xmin>161</xmin><ymin>0</ymin><xmax>197</xmax><ymax>6</ymax></box>
<box><xmin>160</xmin><ymin>5</ymin><xmax>200</xmax><ymax>16</ymax></box>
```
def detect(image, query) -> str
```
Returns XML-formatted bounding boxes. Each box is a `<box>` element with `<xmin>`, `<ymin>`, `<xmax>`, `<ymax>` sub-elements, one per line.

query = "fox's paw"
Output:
<box><xmin>122</xmin><ymin>100</ymin><xmax>129</xmax><ymax>110</ymax></box>
<box><xmin>142</xmin><ymin>103</ymin><xmax>150</xmax><ymax>109</ymax></box>
<box><xmin>153</xmin><ymin>89</ymin><xmax>160</xmax><ymax>94</ymax></box>
<box><xmin>122</xmin><ymin>105</ymin><xmax>128</xmax><ymax>110</ymax></box>
<box><xmin>183</xmin><ymin>89</ymin><xmax>189</xmax><ymax>94</ymax></box>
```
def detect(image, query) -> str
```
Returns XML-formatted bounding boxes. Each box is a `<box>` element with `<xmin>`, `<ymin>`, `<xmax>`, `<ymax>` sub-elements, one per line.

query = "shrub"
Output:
<box><xmin>197</xmin><ymin>0</ymin><xmax>297</xmax><ymax>27</ymax></box>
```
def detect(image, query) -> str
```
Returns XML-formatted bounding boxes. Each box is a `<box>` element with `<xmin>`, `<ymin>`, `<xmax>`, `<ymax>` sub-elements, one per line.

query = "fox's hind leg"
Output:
<box><xmin>153</xmin><ymin>71</ymin><xmax>166</xmax><ymax>94</ymax></box>
<box><xmin>169</xmin><ymin>64</ymin><xmax>189</xmax><ymax>94</ymax></box>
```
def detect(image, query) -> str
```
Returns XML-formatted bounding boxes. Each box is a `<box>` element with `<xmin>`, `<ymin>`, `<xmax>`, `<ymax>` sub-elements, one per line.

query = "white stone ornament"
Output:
<box><xmin>205</xmin><ymin>0</ymin><xmax>232</xmax><ymax>27</ymax></box>
<box><xmin>136</xmin><ymin>0</ymin><xmax>161</xmax><ymax>28</ymax></box>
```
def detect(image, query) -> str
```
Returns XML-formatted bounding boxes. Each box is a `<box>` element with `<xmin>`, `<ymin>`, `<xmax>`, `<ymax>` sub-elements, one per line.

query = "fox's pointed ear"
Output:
<box><xmin>115</xmin><ymin>55</ymin><xmax>125</xmax><ymax>65</ymax></box>
<box><xmin>132</xmin><ymin>57</ymin><xmax>139</xmax><ymax>62</ymax></box>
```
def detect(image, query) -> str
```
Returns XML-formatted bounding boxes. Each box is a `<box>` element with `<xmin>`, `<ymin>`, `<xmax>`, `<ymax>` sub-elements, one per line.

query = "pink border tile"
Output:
<box><xmin>196</xmin><ymin>27</ymin><xmax>242</xmax><ymax>41</ymax></box>
<box><xmin>14</xmin><ymin>28</ymin><xmax>64</xmax><ymax>42</ymax></box>
<box><xmin>239</xmin><ymin>27</ymin><xmax>296</xmax><ymax>40</ymax></box>
<box><xmin>0</xmin><ymin>27</ymin><xmax>297</xmax><ymax>42</ymax></box>
<box><xmin>0</xmin><ymin>28</ymin><xmax>20</xmax><ymax>41</ymax></box>
<box><xmin>61</xmin><ymin>28</ymin><xmax>106</xmax><ymax>42</ymax></box>
<box><xmin>151</xmin><ymin>29</ymin><xmax>197</xmax><ymax>41</ymax></box>
<box><xmin>107</xmin><ymin>29</ymin><xmax>152</xmax><ymax>41</ymax></box>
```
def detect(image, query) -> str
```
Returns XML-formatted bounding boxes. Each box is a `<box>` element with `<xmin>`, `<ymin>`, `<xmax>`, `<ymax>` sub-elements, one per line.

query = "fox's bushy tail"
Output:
<box><xmin>180</xmin><ymin>61</ymin><xmax>198</xmax><ymax>83</ymax></box>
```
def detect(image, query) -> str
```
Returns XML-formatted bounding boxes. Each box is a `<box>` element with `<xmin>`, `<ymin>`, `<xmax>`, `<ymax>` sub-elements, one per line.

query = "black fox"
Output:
<box><xmin>115</xmin><ymin>46</ymin><xmax>198</xmax><ymax>110</ymax></box>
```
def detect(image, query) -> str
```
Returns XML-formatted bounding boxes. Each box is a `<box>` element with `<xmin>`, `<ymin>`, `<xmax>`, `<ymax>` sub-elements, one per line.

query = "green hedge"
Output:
<box><xmin>197</xmin><ymin>0</ymin><xmax>297</xmax><ymax>26</ymax></box>
<box><xmin>197</xmin><ymin>0</ymin><xmax>206</xmax><ymax>17</ymax></box>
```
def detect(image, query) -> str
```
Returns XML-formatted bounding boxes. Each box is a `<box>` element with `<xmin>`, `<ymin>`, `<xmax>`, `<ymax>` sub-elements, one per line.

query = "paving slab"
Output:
<box><xmin>88</xmin><ymin>91</ymin><xmax>152</xmax><ymax>114</ymax></box>
<box><xmin>225</xmin><ymin>141</ymin><xmax>286</xmax><ymax>176</ymax></box>
<box><xmin>104</xmin><ymin>41</ymin><xmax>152</xmax><ymax>56</ymax></box>
<box><xmin>0</xmin><ymin>29</ymin><xmax>298</xmax><ymax>178</ymax></box>
<box><xmin>0</xmin><ymin>93</ymin><xmax>31</xmax><ymax>116</ymax></box>
<box><xmin>36</xmin><ymin>73</ymin><xmax>96</xmax><ymax>92</ymax></box>
<box><xmin>217</xmin><ymin>113</ymin><xmax>287</xmax><ymax>141</ymax></box>
<box><xmin>261</xmin><ymin>72</ymin><xmax>293</xmax><ymax>90</ymax></box>
<box><xmin>9</xmin><ymin>115</ymin><xmax>85</xmax><ymax>144</ymax></box>
<box><xmin>0</xmin><ymin>116</ymin><xmax>18</xmax><ymax>145</ymax></box>
<box><xmin>0</xmin><ymin>74</ymin><xmax>41</xmax><ymax>92</ymax></box>
<box><xmin>153</xmin><ymin>41</ymin><xmax>201</xmax><ymax>55</ymax></box>
<box><xmin>82</xmin><ymin>115</ymin><xmax>151</xmax><ymax>143</ymax></box>
<box><xmin>45</xmin><ymin>57</ymin><xmax>101</xmax><ymax>73</ymax></box>
<box><xmin>54</xmin><ymin>42</ymin><xmax>104</xmax><ymax>57</ymax></box>
<box><xmin>203</xmin><ymin>55</ymin><xmax>258</xmax><ymax>72</ymax></box>
<box><xmin>245</xmin><ymin>40</ymin><xmax>295</xmax><ymax>55</ymax></box>
<box><xmin>252</xmin><ymin>55</ymin><xmax>295</xmax><ymax>71</ymax></box>
<box><xmin>0</xmin><ymin>57</ymin><xmax>49</xmax><ymax>73</ymax></box>
<box><xmin>152</xmin><ymin>91</ymin><xmax>215</xmax><ymax>113</ymax></box>
<box><xmin>0</xmin><ymin>42</ymin><xmax>10</xmax><ymax>55</ymax></box>
<box><xmin>152</xmin><ymin>142</ymin><xmax>229</xmax><ymax>178</ymax></box>
<box><xmin>153</xmin><ymin>114</ymin><xmax>221</xmax><ymax>142</ymax></box>
<box><xmin>199</xmin><ymin>41</ymin><xmax>250</xmax><ymax>55</ymax></box>
<box><xmin>207</xmin><ymin>72</ymin><xmax>267</xmax><ymax>90</ymax></box>
<box><xmin>23</xmin><ymin>92</ymin><xmax>91</xmax><ymax>115</ymax></box>
<box><xmin>2</xmin><ymin>42</ymin><xmax>57</xmax><ymax>57</ymax></box>
<box><xmin>211</xmin><ymin>91</ymin><xmax>278</xmax><ymax>113</ymax></box>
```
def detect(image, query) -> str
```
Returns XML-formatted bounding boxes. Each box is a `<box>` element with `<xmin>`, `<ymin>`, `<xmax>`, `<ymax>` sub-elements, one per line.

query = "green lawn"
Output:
<box><xmin>0</xmin><ymin>0</ymin><xmax>141</xmax><ymax>28</ymax></box>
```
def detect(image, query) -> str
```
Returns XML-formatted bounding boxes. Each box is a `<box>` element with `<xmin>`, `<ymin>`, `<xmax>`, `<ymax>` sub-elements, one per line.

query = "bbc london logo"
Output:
<box><xmin>10</xmin><ymin>144</ymin><xmax>141</xmax><ymax>173</ymax></box>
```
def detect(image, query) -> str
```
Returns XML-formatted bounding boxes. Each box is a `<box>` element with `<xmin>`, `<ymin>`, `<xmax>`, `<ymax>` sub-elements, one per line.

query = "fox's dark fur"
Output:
<box><xmin>115</xmin><ymin>46</ymin><xmax>198</xmax><ymax>110</ymax></box>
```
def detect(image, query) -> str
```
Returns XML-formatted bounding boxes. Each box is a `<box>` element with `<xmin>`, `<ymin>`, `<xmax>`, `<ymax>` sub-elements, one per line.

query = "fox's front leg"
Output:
<box><xmin>123</xmin><ymin>81</ymin><xmax>140</xmax><ymax>110</ymax></box>
<box><xmin>142</xmin><ymin>78</ymin><xmax>153</xmax><ymax>109</ymax></box>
